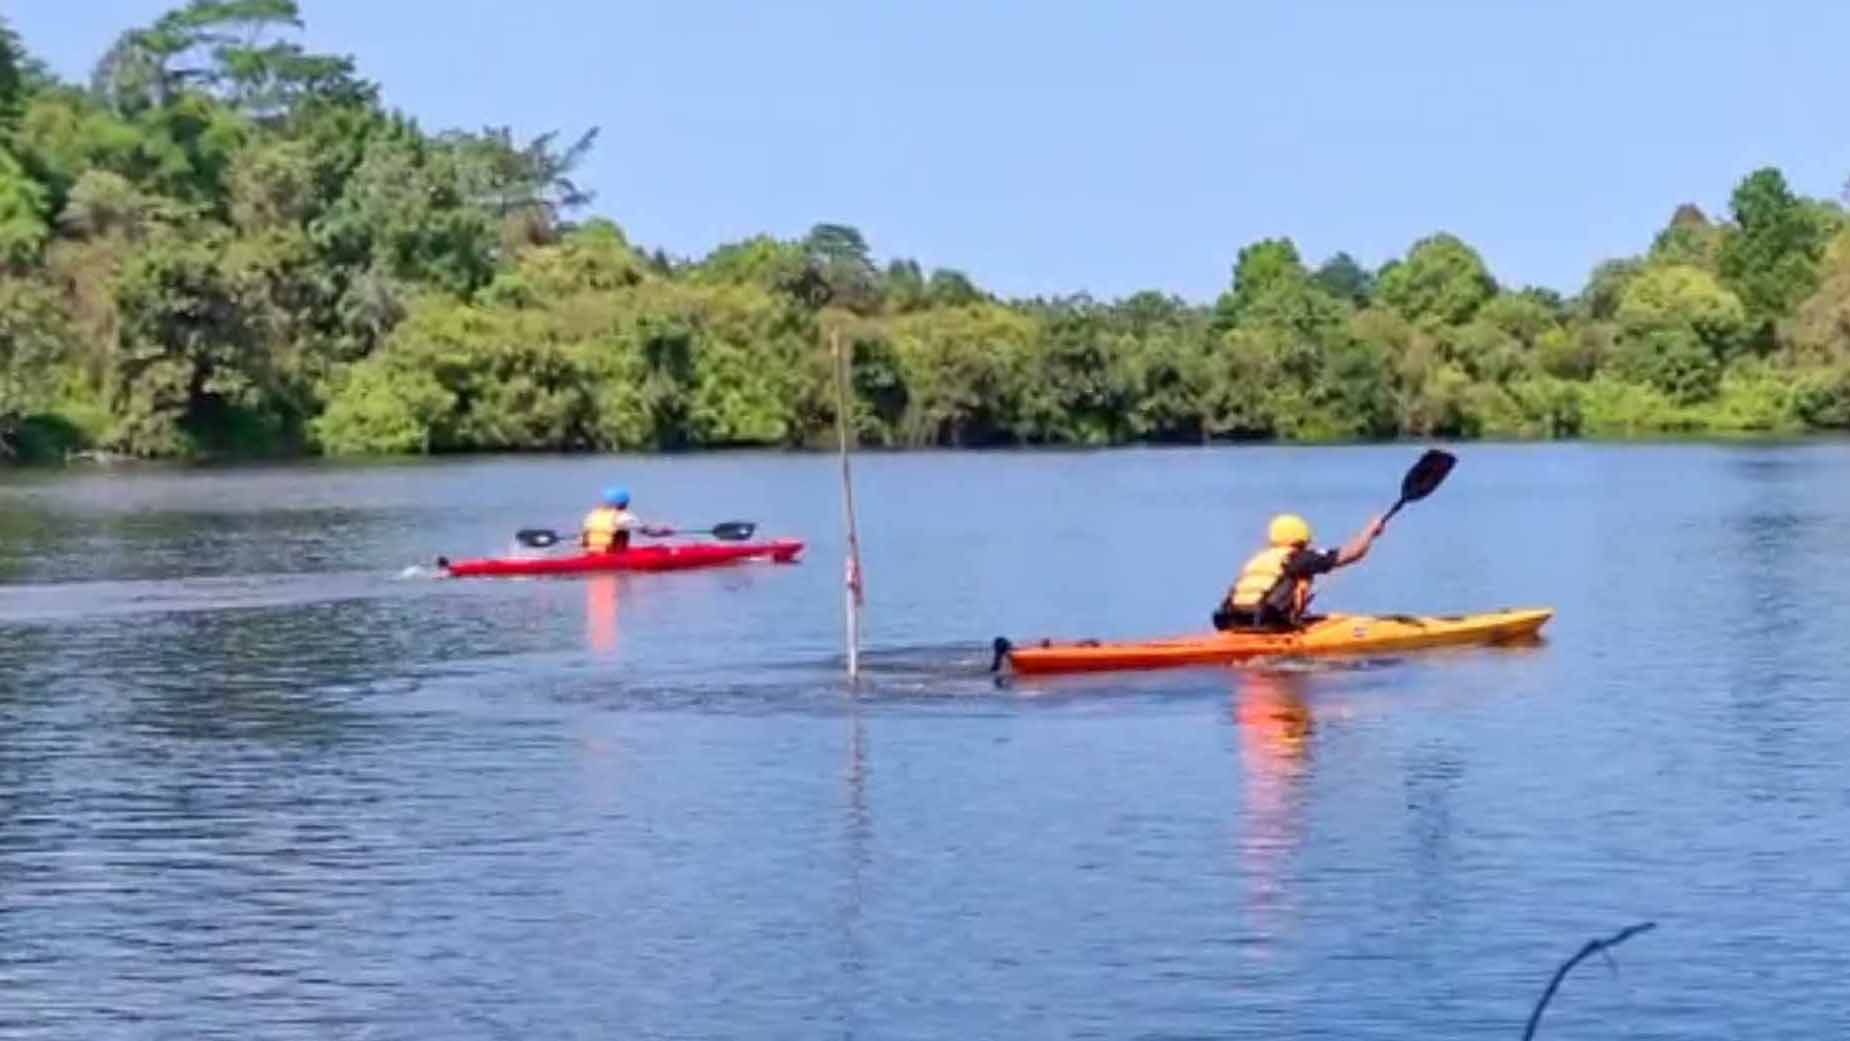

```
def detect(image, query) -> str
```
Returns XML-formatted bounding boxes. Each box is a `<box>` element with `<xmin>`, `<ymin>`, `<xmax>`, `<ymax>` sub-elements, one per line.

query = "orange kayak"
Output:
<box><xmin>997</xmin><ymin>608</ymin><xmax>1553</xmax><ymax>675</ymax></box>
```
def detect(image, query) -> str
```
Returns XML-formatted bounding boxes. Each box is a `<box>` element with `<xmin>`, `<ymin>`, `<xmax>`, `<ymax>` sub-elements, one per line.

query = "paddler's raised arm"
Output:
<box><xmin>1333</xmin><ymin>514</ymin><xmax>1386</xmax><ymax>568</ymax></box>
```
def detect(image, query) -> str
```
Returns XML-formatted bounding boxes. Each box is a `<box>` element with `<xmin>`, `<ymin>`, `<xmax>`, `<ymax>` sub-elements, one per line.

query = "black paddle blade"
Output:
<box><xmin>515</xmin><ymin>528</ymin><xmax>564</xmax><ymax>549</ymax></box>
<box><xmin>708</xmin><ymin>521</ymin><xmax>757</xmax><ymax>541</ymax></box>
<box><xmin>1399</xmin><ymin>449</ymin><xmax>1456</xmax><ymax>504</ymax></box>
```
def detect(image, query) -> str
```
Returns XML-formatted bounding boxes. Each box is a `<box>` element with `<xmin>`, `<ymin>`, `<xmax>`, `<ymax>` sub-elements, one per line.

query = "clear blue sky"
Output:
<box><xmin>12</xmin><ymin>1</ymin><xmax>1850</xmax><ymax>301</ymax></box>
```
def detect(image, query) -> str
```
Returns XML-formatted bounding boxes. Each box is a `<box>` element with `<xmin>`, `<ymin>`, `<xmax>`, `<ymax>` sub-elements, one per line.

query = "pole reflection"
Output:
<box><xmin>837</xmin><ymin>698</ymin><xmax>872</xmax><ymax>1037</ymax></box>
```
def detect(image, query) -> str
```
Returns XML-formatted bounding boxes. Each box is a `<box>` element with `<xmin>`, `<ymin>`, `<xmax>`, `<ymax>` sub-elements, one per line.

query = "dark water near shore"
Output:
<box><xmin>2</xmin><ymin>443</ymin><xmax>1848</xmax><ymax>1039</ymax></box>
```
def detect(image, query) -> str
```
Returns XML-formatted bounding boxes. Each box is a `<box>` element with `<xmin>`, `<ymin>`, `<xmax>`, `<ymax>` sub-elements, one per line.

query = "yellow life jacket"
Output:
<box><xmin>582</xmin><ymin>507</ymin><xmax>633</xmax><ymax>552</ymax></box>
<box><xmin>1226</xmin><ymin>545</ymin><xmax>1310</xmax><ymax>618</ymax></box>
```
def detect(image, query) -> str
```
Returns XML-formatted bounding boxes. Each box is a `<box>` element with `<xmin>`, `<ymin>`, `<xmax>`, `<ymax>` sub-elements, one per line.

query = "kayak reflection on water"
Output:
<box><xmin>1231</xmin><ymin>667</ymin><xmax>1316</xmax><ymax>934</ymax></box>
<box><xmin>586</xmin><ymin>575</ymin><xmax>620</xmax><ymax>654</ymax></box>
<box><xmin>1234</xmin><ymin>667</ymin><xmax>1314</xmax><ymax>760</ymax></box>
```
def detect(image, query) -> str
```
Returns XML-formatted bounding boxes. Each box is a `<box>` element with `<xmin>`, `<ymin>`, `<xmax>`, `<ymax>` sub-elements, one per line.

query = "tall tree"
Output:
<box><xmin>444</xmin><ymin>125</ymin><xmax>599</xmax><ymax>248</ymax></box>
<box><xmin>0</xmin><ymin>278</ymin><xmax>72</xmax><ymax>455</ymax></box>
<box><xmin>0</xmin><ymin>15</ymin><xmax>25</xmax><ymax>138</ymax></box>
<box><xmin>1719</xmin><ymin>167</ymin><xmax>1829</xmax><ymax>332</ymax></box>
<box><xmin>802</xmin><ymin>222</ymin><xmax>881</xmax><ymax>314</ymax></box>
<box><xmin>1213</xmin><ymin>237</ymin><xmax>1304</xmax><ymax>327</ymax></box>
<box><xmin>1375</xmin><ymin>233</ymin><xmax>1497</xmax><ymax>326</ymax></box>
<box><xmin>1649</xmin><ymin>203</ymin><xmax>1722</xmax><ymax>270</ymax></box>
<box><xmin>0</xmin><ymin>149</ymin><xmax>49</xmax><ymax>267</ymax></box>
<box><xmin>1786</xmin><ymin>231</ymin><xmax>1850</xmax><ymax>367</ymax></box>
<box><xmin>1581</xmin><ymin>257</ymin><xmax>1642</xmax><ymax>321</ymax></box>
<box><xmin>884</xmin><ymin>258</ymin><xmax>925</xmax><ymax>311</ymax></box>
<box><xmin>1312</xmin><ymin>251</ymin><xmax>1374</xmax><ymax>305</ymax></box>
<box><xmin>1611</xmin><ymin>264</ymin><xmax>1748</xmax><ymax>402</ymax></box>
<box><xmin>92</xmin><ymin>1</ymin><xmax>371</xmax><ymax>119</ymax></box>
<box><xmin>926</xmin><ymin>268</ymin><xmax>982</xmax><ymax>308</ymax></box>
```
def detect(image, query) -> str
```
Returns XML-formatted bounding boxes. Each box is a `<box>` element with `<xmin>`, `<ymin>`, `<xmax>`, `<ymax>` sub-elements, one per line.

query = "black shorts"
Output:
<box><xmin>1211</xmin><ymin>604</ymin><xmax>1296</xmax><ymax>633</ymax></box>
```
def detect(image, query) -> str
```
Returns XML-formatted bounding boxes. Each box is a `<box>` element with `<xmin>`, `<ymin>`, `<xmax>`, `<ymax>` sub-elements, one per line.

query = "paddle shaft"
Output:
<box><xmin>515</xmin><ymin>521</ymin><xmax>756</xmax><ymax>549</ymax></box>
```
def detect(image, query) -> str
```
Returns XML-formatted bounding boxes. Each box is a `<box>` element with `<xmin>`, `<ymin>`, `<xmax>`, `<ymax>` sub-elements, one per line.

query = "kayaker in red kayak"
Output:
<box><xmin>1213</xmin><ymin>512</ymin><xmax>1385</xmax><ymax>632</ymax></box>
<box><xmin>582</xmin><ymin>487</ymin><xmax>670</xmax><ymax>553</ymax></box>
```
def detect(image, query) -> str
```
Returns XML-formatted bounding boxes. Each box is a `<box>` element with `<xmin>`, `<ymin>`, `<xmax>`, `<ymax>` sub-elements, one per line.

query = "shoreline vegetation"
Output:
<box><xmin>6</xmin><ymin>5</ymin><xmax>1850</xmax><ymax>466</ymax></box>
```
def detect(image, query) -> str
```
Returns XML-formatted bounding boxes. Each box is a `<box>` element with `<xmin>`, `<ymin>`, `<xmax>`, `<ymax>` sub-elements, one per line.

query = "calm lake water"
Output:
<box><xmin>2</xmin><ymin>443</ymin><xmax>1849</xmax><ymax>1039</ymax></box>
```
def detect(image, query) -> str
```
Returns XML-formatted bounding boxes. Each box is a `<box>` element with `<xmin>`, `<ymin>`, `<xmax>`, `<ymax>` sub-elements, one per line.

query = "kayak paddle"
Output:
<box><xmin>514</xmin><ymin>520</ymin><xmax>758</xmax><ymax>549</ymax></box>
<box><xmin>1382</xmin><ymin>449</ymin><xmax>1456</xmax><ymax>525</ymax></box>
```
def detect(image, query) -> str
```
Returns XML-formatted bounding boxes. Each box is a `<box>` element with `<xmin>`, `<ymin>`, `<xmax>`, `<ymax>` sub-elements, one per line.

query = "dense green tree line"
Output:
<box><xmin>6</xmin><ymin>3</ymin><xmax>1850</xmax><ymax>462</ymax></box>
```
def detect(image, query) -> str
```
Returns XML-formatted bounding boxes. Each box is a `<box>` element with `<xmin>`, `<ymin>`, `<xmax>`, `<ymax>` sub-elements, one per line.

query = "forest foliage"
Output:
<box><xmin>6</xmin><ymin>3</ymin><xmax>1850</xmax><ymax>462</ymax></box>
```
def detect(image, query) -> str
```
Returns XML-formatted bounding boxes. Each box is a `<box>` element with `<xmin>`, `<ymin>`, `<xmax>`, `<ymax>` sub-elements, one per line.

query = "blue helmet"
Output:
<box><xmin>603</xmin><ymin>486</ymin><xmax>630</xmax><ymax>507</ymax></box>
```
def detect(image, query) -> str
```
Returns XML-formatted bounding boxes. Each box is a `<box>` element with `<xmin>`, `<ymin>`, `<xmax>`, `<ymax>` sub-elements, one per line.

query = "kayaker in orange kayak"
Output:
<box><xmin>1213</xmin><ymin>512</ymin><xmax>1385</xmax><ymax>632</ymax></box>
<box><xmin>582</xmin><ymin>487</ymin><xmax>670</xmax><ymax>553</ymax></box>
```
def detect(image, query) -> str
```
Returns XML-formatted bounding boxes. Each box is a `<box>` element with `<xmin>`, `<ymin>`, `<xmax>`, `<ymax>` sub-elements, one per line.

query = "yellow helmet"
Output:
<box><xmin>1268</xmin><ymin>513</ymin><xmax>1312</xmax><ymax>547</ymax></box>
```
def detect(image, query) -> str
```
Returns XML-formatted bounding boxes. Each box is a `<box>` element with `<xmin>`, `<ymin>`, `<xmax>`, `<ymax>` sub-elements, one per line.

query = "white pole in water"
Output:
<box><xmin>832</xmin><ymin>329</ymin><xmax>864</xmax><ymax>679</ymax></box>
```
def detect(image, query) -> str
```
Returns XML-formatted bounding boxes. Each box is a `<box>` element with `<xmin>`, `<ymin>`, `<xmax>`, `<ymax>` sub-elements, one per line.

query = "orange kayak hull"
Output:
<box><xmin>1002</xmin><ymin>608</ymin><xmax>1553</xmax><ymax>675</ymax></box>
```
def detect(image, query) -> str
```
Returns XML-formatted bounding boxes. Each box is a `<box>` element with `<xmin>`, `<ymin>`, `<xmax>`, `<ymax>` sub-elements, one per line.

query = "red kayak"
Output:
<box><xmin>438</xmin><ymin>539</ymin><xmax>804</xmax><ymax>578</ymax></box>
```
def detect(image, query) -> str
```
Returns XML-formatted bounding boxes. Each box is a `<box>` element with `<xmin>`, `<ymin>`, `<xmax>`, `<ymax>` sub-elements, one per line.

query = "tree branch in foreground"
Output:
<box><xmin>1522</xmin><ymin>921</ymin><xmax>1658</xmax><ymax>1040</ymax></box>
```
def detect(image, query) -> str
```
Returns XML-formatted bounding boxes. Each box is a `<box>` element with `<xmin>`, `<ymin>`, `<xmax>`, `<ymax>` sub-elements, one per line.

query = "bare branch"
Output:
<box><xmin>1522</xmin><ymin>921</ymin><xmax>1657</xmax><ymax>1041</ymax></box>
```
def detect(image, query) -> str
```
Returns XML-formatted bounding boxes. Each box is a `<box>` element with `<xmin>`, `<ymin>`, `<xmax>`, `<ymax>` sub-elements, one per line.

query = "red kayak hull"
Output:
<box><xmin>439</xmin><ymin>539</ymin><xmax>804</xmax><ymax>578</ymax></box>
